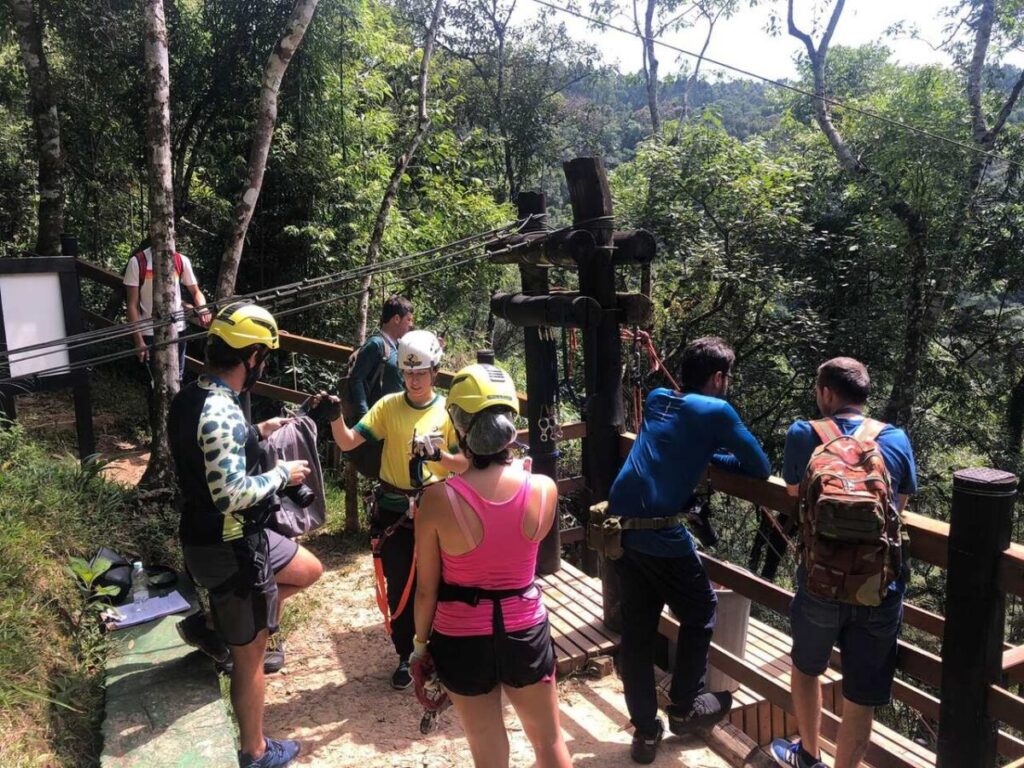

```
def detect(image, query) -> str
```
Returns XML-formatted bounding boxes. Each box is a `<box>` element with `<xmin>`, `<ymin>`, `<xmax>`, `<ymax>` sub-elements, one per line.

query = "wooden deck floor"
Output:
<box><xmin>539</xmin><ymin>560</ymin><xmax>938</xmax><ymax>768</ymax></box>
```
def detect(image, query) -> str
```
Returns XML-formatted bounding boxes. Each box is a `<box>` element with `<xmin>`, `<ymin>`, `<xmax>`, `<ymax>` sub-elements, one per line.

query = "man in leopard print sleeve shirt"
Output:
<box><xmin>169</xmin><ymin>303</ymin><xmax>314</xmax><ymax>768</ymax></box>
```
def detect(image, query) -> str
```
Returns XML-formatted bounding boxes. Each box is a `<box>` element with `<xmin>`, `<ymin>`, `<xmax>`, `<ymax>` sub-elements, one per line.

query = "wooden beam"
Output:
<box><xmin>998</xmin><ymin>542</ymin><xmax>1024</xmax><ymax>598</ymax></box>
<box><xmin>491</xmin><ymin>291</ymin><xmax>601</xmax><ymax>329</ymax></box>
<box><xmin>487</xmin><ymin>228</ymin><xmax>656</xmax><ymax>268</ymax></box>
<box><xmin>76</xmin><ymin>258</ymin><xmax>123</xmax><ymax>290</ymax></box>
<box><xmin>556</xmin><ymin>476</ymin><xmax>586</xmax><ymax>494</ymax></box>
<box><xmin>988</xmin><ymin>684</ymin><xmax>1024</xmax><ymax>734</ymax></box>
<box><xmin>277</xmin><ymin>331</ymin><xmax>354</xmax><ymax>363</ymax></box>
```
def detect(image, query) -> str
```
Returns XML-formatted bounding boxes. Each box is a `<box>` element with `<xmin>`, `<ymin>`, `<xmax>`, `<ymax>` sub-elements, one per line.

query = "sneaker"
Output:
<box><xmin>176</xmin><ymin>612</ymin><xmax>230</xmax><ymax>664</ymax></box>
<box><xmin>264</xmin><ymin>638</ymin><xmax>286</xmax><ymax>674</ymax></box>
<box><xmin>238</xmin><ymin>736</ymin><xmax>300</xmax><ymax>768</ymax></box>
<box><xmin>666</xmin><ymin>690</ymin><xmax>733</xmax><ymax>735</ymax></box>
<box><xmin>391</xmin><ymin>658</ymin><xmax>413</xmax><ymax>690</ymax></box>
<box><xmin>769</xmin><ymin>738</ymin><xmax>826</xmax><ymax>768</ymax></box>
<box><xmin>216</xmin><ymin>641</ymin><xmax>287</xmax><ymax>676</ymax></box>
<box><xmin>630</xmin><ymin>718</ymin><xmax>664</xmax><ymax>764</ymax></box>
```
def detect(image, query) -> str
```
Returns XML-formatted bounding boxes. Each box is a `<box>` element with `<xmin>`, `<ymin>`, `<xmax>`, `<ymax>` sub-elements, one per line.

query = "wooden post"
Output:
<box><xmin>61</xmin><ymin>236</ymin><xmax>96</xmax><ymax>461</ymax></box>
<box><xmin>565</xmin><ymin>157</ymin><xmax>624</xmax><ymax>631</ymax></box>
<box><xmin>937</xmin><ymin>467</ymin><xmax>1018</xmax><ymax>768</ymax></box>
<box><xmin>517</xmin><ymin>192</ymin><xmax>561</xmax><ymax>575</ymax></box>
<box><xmin>475</xmin><ymin>349</ymin><xmax>495</xmax><ymax>365</ymax></box>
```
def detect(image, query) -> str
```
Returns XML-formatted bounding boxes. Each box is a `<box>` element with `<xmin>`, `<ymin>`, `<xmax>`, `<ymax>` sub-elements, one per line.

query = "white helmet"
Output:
<box><xmin>398</xmin><ymin>329</ymin><xmax>442</xmax><ymax>371</ymax></box>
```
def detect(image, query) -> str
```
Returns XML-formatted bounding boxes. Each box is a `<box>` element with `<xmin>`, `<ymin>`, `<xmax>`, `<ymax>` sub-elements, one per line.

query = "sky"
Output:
<box><xmin>513</xmin><ymin>0</ymin><xmax>1024</xmax><ymax>81</ymax></box>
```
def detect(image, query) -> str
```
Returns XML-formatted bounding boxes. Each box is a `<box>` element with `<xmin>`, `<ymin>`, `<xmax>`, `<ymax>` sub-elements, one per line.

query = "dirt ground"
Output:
<box><xmin>264</xmin><ymin>541</ymin><xmax>733</xmax><ymax>767</ymax></box>
<box><xmin>18</xmin><ymin>387</ymin><xmax>733</xmax><ymax>766</ymax></box>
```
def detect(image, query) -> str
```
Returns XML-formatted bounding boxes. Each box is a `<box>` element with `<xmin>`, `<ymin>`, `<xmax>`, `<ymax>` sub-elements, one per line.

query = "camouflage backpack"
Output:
<box><xmin>799</xmin><ymin>418</ymin><xmax>903</xmax><ymax>607</ymax></box>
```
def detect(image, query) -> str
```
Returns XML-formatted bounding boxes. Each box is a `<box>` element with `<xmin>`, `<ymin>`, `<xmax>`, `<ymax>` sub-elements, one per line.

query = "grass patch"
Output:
<box><xmin>0</xmin><ymin>423</ymin><xmax>178</xmax><ymax>767</ymax></box>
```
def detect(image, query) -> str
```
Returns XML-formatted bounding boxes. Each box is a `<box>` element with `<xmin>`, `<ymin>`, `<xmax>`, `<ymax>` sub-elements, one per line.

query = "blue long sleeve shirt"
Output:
<box><xmin>609</xmin><ymin>388</ymin><xmax>771</xmax><ymax>557</ymax></box>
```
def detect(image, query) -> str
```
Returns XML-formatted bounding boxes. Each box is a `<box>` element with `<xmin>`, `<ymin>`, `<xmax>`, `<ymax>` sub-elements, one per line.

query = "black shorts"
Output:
<box><xmin>183</xmin><ymin>531</ymin><xmax>279</xmax><ymax>647</ymax></box>
<box><xmin>429</xmin><ymin>619</ymin><xmax>556</xmax><ymax>696</ymax></box>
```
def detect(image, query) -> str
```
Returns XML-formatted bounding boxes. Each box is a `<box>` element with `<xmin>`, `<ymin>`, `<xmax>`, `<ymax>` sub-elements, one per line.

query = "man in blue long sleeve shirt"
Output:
<box><xmin>610</xmin><ymin>337</ymin><xmax>770</xmax><ymax>764</ymax></box>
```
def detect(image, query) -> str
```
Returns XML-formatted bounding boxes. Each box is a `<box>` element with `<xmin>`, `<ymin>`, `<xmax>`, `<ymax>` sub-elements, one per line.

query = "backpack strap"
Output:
<box><xmin>136</xmin><ymin>250</ymin><xmax>184</xmax><ymax>282</ymax></box>
<box><xmin>809</xmin><ymin>418</ymin><xmax>843</xmax><ymax>444</ymax></box>
<box><xmin>853</xmin><ymin>418</ymin><xmax>886</xmax><ymax>443</ymax></box>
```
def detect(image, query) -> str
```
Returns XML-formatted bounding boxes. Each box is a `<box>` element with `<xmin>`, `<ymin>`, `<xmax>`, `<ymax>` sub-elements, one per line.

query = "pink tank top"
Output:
<box><xmin>432</xmin><ymin>474</ymin><xmax>548</xmax><ymax>637</ymax></box>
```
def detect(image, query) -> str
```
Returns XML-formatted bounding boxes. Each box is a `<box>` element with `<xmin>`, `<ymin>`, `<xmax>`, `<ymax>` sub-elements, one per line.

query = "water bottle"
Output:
<box><xmin>130</xmin><ymin>561</ymin><xmax>149</xmax><ymax>603</ymax></box>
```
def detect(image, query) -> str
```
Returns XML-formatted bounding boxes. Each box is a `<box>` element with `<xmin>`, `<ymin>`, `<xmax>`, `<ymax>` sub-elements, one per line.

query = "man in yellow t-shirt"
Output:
<box><xmin>331</xmin><ymin>330</ymin><xmax>468</xmax><ymax>689</ymax></box>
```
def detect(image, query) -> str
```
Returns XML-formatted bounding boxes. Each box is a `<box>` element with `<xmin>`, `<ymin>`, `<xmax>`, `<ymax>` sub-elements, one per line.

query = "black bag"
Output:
<box><xmin>92</xmin><ymin>547</ymin><xmax>132</xmax><ymax>604</ymax></box>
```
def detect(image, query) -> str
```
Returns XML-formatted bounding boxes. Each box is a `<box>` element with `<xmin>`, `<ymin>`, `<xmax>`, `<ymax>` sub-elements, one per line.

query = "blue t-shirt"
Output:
<box><xmin>609</xmin><ymin>388</ymin><xmax>771</xmax><ymax>558</ymax></box>
<box><xmin>783</xmin><ymin>409</ymin><xmax>918</xmax><ymax>592</ymax></box>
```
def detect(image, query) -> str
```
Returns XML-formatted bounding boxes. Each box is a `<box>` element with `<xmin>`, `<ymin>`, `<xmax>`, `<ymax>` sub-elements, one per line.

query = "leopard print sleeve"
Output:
<box><xmin>197</xmin><ymin>389</ymin><xmax>289</xmax><ymax>516</ymax></box>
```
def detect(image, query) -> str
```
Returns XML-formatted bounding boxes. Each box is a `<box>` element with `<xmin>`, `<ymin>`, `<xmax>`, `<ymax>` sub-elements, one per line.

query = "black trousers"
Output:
<box><xmin>614</xmin><ymin>547</ymin><xmax>717</xmax><ymax>733</ymax></box>
<box><xmin>373</xmin><ymin>508</ymin><xmax>416</xmax><ymax>659</ymax></box>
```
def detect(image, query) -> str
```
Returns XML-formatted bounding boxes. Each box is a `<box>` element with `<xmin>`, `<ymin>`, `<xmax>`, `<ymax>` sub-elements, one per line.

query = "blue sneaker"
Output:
<box><xmin>770</xmin><ymin>738</ymin><xmax>825</xmax><ymax>768</ymax></box>
<box><xmin>238</xmin><ymin>737</ymin><xmax>300</xmax><ymax>768</ymax></box>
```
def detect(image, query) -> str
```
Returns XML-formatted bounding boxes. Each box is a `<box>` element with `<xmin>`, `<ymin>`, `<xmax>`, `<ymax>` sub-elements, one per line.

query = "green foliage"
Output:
<box><xmin>0</xmin><ymin>423</ymin><xmax>178</xmax><ymax>767</ymax></box>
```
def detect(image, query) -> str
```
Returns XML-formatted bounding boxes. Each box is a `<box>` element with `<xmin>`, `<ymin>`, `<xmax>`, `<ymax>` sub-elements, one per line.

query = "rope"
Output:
<box><xmin>620</xmin><ymin>327</ymin><xmax>680</xmax><ymax>391</ymax></box>
<box><xmin>0</xmin><ymin>227</ymin><xmax>543</xmax><ymax>387</ymax></box>
<box><xmin>0</xmin><ymin>215</ymin><xmax>543</xmax><ymax>367</ymax></box>
<box><xmin>0</xmin><ymin>217</ymin><xmax>544</xmax><ymax>378</ymax></box>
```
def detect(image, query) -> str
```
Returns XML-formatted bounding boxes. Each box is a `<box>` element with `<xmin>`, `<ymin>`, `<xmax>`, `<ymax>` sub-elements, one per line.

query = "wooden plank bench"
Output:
<box><xmin>539</xmin><ymin>561</ymin><xmax>619</xmax><ymax>673</ymax></box>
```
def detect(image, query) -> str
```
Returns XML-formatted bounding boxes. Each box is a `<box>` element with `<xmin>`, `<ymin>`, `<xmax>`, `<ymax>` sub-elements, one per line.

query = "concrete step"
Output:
<box><xmin>101</xmin><ymin>587</ymin><xmax>235</xmax><ymax>767</ymax></box>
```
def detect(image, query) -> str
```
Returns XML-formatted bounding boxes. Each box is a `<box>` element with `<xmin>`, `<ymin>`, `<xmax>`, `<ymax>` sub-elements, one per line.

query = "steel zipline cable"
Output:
<box><xmin>527</xmin><ymin>0</ymin><xmax>1024</xmax><ymax>172</ymax></box>
<box><xmin>0</xmin><ymin>215</ymin><xmax>542</xmax><ymax>369</ymax></box>
<box><xmin>0</xmin><ymin>223</ymin><xmax>547</xmax><ymax>388</ymax></box>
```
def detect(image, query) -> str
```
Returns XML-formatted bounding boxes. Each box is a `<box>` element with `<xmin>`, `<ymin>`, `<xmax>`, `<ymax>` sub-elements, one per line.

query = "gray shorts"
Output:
<box><xmin>266</xmin><ymin>528</ymin><xmax>299</xmax><ymax>574</ymax></box>
<box><xmin>184</xmin><ymin>531</ymin><xmax>280</xmax><ymax>646</ymax></box>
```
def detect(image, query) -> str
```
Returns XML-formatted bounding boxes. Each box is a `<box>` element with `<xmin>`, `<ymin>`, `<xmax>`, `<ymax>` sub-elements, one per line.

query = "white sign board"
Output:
<box><xmin>0</xmin><ymin>272</ymin><xmax>70</xmax><ymax>378</ymax></box>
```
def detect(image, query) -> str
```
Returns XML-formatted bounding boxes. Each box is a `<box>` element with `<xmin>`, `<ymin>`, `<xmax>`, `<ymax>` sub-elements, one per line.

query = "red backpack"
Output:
<box><xmin>134</xmin><ymin>249</ymin><xmax>184</xmax><ymax>284</ymax></box>
<box><xmin>799</xmin><ymin>418</ymin><xmax>904</xmax><ymax>606</ymax></box>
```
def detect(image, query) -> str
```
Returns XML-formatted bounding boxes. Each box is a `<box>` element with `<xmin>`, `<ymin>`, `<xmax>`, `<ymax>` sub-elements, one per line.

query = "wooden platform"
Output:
<box><xmin>539</xmin><ymin>561</ymin><xmax>618</xmax><ymax>674</ymax></box>
<box><xmin>539</xmin><ymin>561</ymin><xmax>938</xmax><ymax>768</ymax></box>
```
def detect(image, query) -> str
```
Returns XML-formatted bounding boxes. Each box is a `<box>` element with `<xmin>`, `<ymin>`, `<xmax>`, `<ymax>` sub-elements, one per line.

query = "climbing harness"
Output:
<box><xmin>369</xmin><ymin>484</ymin><xmax>421</xmax><ymax>635</ymax></box>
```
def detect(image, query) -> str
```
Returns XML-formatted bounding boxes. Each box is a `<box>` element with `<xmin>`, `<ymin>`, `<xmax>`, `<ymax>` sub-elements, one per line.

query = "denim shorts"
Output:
<box><xmin>790</xmin><ymin>580</ymin><xmax>903</xmax><ymax>707</ymax></box>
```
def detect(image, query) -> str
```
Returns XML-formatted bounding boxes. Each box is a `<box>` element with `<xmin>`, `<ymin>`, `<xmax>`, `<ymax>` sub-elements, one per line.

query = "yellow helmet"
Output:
<box><xmin>208</xmin><ymin>302</ymin><xmax>280</xmax><ymax>350</ymax></box>
<box><xmin>447</xmin><ymin>364</ymin><xmax>519</xmax><ymax>415</ymax></box>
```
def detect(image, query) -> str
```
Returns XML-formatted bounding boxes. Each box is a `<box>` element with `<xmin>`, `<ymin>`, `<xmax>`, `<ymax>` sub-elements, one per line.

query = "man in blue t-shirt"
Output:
<box><xmin>771</xmin><ymin>357</ymin><xmax>917</xmax><ymax>768</ymax></box>
<box><xmin>609</xmin><ymin>337</ymin><xmax>770</xmax><ymax>764</ymax></box>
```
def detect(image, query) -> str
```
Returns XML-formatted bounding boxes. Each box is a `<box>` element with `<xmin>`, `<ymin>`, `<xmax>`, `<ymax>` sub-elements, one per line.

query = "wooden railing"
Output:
<box><xmin>624</xmin><ymin>430</ymin><xmax>1023</xmax><ymax>768</ymax></box>
<box><xmin>76</xmin><ymin>258</ymin><xmax>1023</xmax><ymax>767</ymax></box>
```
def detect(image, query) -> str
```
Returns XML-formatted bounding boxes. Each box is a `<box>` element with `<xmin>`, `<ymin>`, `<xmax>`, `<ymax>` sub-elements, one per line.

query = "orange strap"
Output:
<box><xmin>853</xmin><ymin>418</ymin><xmax>886</xmax><ymax>443</ymax></box>
<box><xmin>809</xmin><ymin>418</ymin><xmax>843</xmax><ymax>444</ymax></box>
<box><xmin>371</xmin><ymin>497</ymin><xmax>419</xmax><ymax>636</ymax></box>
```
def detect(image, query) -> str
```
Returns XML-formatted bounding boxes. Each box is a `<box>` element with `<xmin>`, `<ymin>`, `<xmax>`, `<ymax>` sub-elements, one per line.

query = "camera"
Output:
<box><xmin>283</xmin><ymin>483</ymin><xmax>316</xmax><ymax>508</ymax></box>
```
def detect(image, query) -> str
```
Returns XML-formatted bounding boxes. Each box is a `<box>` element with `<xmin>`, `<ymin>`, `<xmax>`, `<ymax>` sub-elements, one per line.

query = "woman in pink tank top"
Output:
<box><xmin>414</xmin><ymin>364</ymin><xmax>571</xmax><ymax>768</ymax></box>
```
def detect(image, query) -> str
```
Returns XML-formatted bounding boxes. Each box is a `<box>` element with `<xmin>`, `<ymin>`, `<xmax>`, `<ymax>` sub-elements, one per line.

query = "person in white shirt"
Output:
<box><xmin>122</xmin><ymin>243</ymin><xmax>211</xmax><ymax>382</ymax></box>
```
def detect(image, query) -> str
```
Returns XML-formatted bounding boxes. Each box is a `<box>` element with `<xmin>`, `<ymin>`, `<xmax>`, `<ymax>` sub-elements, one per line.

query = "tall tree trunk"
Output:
<box><xmin>216</xmin><ymin>0</ymin><xmax>320</xmax><ymax>299</ymax></box>
<box><xmin>347</xmin><ymin>0</ymin><xmax>446</xmax><ymax>533</ymax></box>
<box><xmin>642</xmin><ymin>0</ymin><xmax>660</xmax><ymax>134</ymax></box>
<box><xmin>10</xmin><ymin>0</ymin><xmax>63</xmax><ymax>256</ymax></box>
<box><xmin>141</xmin><ymin>0</ymin><xmax>180</xmax><ymax>491</ymax></box>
